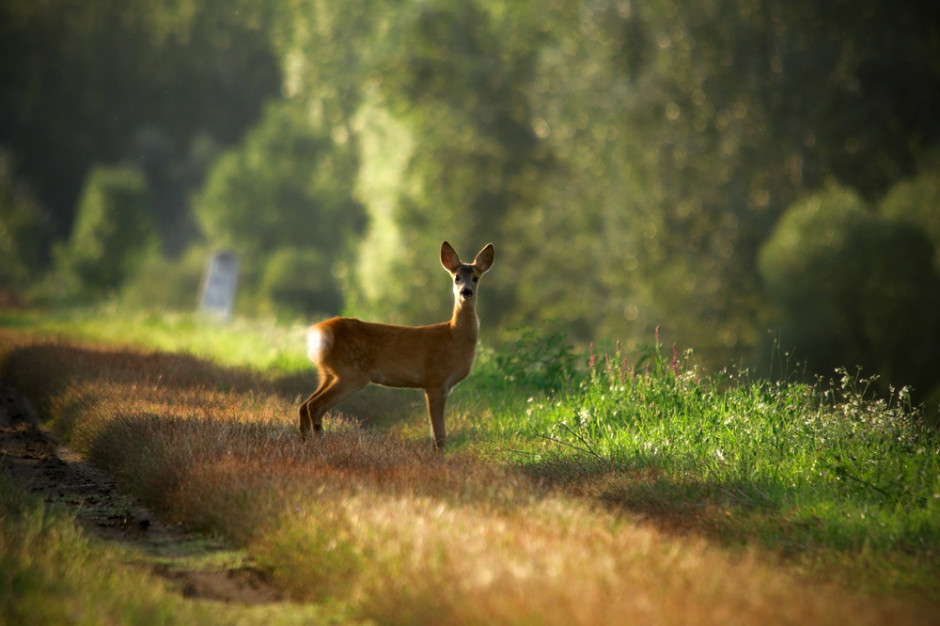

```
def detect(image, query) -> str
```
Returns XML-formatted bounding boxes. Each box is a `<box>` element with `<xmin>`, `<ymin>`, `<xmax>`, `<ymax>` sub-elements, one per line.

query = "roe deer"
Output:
<box><xmin>299</xmin><ymin>241</ymin><xmax>495</xmax><ymax>448</ymax></box>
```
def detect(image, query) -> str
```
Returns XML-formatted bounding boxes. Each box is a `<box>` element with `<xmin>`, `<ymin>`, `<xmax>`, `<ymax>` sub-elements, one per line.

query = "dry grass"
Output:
<box><xmin>1</xmin><ymin>329</ymin><xmax>935</xmax><ymax>624</ymax></box>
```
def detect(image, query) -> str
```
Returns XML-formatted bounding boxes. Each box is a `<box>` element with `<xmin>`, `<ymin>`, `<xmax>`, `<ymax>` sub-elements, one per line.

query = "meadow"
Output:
<box><xmin>1</xmin><ymin>308</ymin><xmax>938</xmax><ymax>625</ymax></box>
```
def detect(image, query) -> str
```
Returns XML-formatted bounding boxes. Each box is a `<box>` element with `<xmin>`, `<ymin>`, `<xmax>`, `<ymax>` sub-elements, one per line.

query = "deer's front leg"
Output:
<box><xmin>425</xmin><ymin>388</ymin><xmax>449</xmax><ymax>450</ymax></box>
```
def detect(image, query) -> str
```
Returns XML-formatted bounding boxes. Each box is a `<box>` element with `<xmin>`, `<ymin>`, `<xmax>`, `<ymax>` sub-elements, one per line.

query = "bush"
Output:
<box><xmin>193</xmin><ymin>101</ymin><xmax>364</xmax><ymax>316</ymax></box>
<box><xmin>880</xmin><ymin>169</ymin><xmax>940</xmax><ymax>272</ymax></box>
<box><xmin>497</xmin><ymin>326</ymin><xmax>578</xmax><ymax>393</ymax></box>
<box><xmin>118</xmin><ymin>246</ymin><xmax>207</xmax><ymax>311</ymax></box>
<box><xmin>0</xmin><ymin>152</ymin><xmax>50</xmax><ymax>293</ymax></box>
<box><xmin>258</xmin><ymin>247</ymin><xmax>343</xmax><ymax>318</ymax></box>
<box><xmin>758</xmin><ymin>185</ymin><xmax>940</xmax><ymax>401</ymax></box>
<box><xmin>54</xmin><ymin>166</ymin><xmax>158</xmax><ymax>299</ymax></box>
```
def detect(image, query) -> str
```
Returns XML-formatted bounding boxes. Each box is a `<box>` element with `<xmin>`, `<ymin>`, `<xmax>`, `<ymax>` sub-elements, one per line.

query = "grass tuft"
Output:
<box><xmin>493</xmin><ymin>337</ymin><xmax>940</xmax><ymax>595</ymax></box>
<box><xmin>0</xmin><ymin>474</ymin><xmax>205</xmax><ymax>625</ymax></box>
<box><xmin>1</xmin><ymin>316</ymin><xmax>939</xmax><ymax>622</ymax></box>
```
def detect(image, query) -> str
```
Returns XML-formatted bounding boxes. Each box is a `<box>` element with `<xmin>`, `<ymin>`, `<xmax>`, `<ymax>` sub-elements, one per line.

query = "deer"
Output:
<box><xmin>299</xmin><ymin>241</ymin><xmax>495</xmax><ymax>449</ymax></box>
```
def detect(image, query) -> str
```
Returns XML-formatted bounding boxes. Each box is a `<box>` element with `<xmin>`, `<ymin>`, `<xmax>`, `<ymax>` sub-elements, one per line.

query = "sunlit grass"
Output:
<box><xmin>476</xmin><ymin>339</ymin><xmax>940</xmax><ymax>594</ymax></box>
<box><xmin>0</xmin><ymin>474</ymin><xmax>204</xmax><ymax>625</ymax></box>
<box><xmin>3</xmin><ymin>332</ymin><xmax>928</xmax><ymax>624</ymax></box>
<box><xmin>0</xmin><ymin>306</ymin><xmax>312</xmax><ymax>373</ymax></box>
<box><xmin>0</xmin><ymin>472</ymin><xmax>351</xmax><ymax>626</ymax></box>
<box><xmin>1</xmin><ymin>311</ymin><xmax>939</xmax><ymax>622</ymax></box>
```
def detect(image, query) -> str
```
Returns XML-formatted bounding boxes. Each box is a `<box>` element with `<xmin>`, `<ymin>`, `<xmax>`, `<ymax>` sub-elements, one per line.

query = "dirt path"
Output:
<box><xmin>0</xmin><ymin>377</ymin><xmax>284</xmax><ymax>605</ymax></box>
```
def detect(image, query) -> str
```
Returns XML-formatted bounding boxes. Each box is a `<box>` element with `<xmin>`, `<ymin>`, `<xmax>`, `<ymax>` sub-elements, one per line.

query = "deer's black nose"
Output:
<box><xmin>460</xmin><ymin>288</ymin><xmax>473</xmax><ymax>299</ymax></box>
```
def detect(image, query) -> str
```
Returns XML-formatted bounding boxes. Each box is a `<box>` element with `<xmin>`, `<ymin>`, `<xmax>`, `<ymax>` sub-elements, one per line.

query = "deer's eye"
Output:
<box><xmin>472</xmin><ymin>276</ymin><xmax>479</xmax><ymax>283</ymax></box>
<box><xmin>454</xmin><ymin>276</ymin><xmax>461</xmax><ymax>283</ymax></box>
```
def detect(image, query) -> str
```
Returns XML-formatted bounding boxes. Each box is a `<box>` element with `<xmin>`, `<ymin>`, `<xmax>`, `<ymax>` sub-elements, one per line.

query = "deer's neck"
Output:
<box><xmin>450</xmin><ymin>302</ymin><xmax>480</xmax><ymax>345</ymax></box>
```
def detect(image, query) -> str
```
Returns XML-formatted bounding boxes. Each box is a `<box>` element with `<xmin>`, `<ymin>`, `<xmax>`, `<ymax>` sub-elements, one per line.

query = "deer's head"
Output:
<box><xmin>441</xmin><ymin>241</ymin><xmax>495</xmax><ymax>304</ymax></box>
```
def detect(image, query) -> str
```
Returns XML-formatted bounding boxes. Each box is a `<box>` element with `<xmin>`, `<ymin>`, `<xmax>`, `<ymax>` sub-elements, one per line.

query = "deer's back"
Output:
<box><xmin>307</xmin><ymin>317</ymin><xmax>475</xmax><ymax>390</ymax></box>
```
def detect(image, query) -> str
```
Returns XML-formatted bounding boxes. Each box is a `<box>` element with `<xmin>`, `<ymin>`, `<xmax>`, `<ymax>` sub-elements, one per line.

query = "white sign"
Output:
<box><xmin>200</xmin><ymin>252</ymin><xmax>239</xmax><ymax>318</ymax></box>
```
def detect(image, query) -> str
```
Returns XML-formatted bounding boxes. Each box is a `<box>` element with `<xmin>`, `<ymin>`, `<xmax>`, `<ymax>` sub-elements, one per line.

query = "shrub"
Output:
<box><xmin>258</xmin><ymin>247</ymin><xmax>343</xmax><ymax>318</ymax></box>
<box><xmin>0</xmin><ymin>151</ymin><xmax>50</xmax><ymax>293</ymax></box>
<box><xmin>118</xmin><ymin>245</ymin><xmax>207</xmax><ymax>311</ymax></box>
<box><xmin>758</xmin><ymin>185</ymin><xmax>940</xmax><ymax>401</ymax></box>
<box><xmin>193</xmin><ymin>101</ymin><xmax>364</xmax><ymax>316</ymax></box>
<box><xmin>54</xmin><ymin>166</ymin><xmax>158</xmax><ymax>299</ymax></box>
<box><xmin>880</xmin><ymin>169</ymin><xmax>940</xmax><ymax>272</ymax></box>
<box><xmin>488</xmin><ymin>326</ymin><xmax>579</xmax><ymax>393</ymax></box>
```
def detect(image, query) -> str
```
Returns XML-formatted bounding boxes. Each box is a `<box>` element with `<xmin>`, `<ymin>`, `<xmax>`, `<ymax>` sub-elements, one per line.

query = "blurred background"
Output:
<box><xmin>1</xmin><ymin>0</ymin><xmax>939</xmax><ymax>407</ymax></box>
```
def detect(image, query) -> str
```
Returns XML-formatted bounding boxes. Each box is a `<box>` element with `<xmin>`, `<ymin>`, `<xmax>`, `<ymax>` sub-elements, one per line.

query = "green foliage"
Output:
<box><xmin>516</xmin><ymin>339</ymin><xmax>940</xmax><ymax>558</ymax></box>
<box><xmin>55</xmin><ymin>166</ymin><xmax>158</xmax><ymax>298</ymax></box>
<box><xmin>4</xmin><ymin>0</ymin><xmax>940</xmax><ymax>395</ymax></box>
<box><xmin>194</xmin><ymin>101</ymin><xmax>365</xmax><ymax>315</ymax></box>
<box><xmin>478</xmin><ymin>327</ymin><xmax>578</xmax><ymax>394</ymax></box>
<box><xmin>0</xmin><ymin>0</ymin><xmax>281</xmax><ymax>237</ymax></box>
<box><xmin>758</xmin><ymin>185</ymin><xmax>940</xmax><ymax>398</ymax></box>
<box><xmin>341</xmin><ymin>0</ymin><xmax>546</xmax><ymax>324</ymax></box>
<box><xmin>880</xmin><ymin>161</ymin><xmax>940</xmax><ymax>272</ymax></box>
<box><xmin>0</xmin><ymin>475</ymin><xmax>205</xmax><ymax>625</ymax></box>
<box><xmin>0</xmin><ymin>152</ymin><xmax>50</xmax><ymax>291</ymax></box>
<box><xmin>128</xmin><ymin>128</ymin><xmax>219</xmax><ymax>257</ymax></box>
<box><xmin>258</xmin><ymin>247</ymin><xmax>342</xmax><ymax>318</ymax></box>
<box><xmin>118</xmin><ymin>245</ymin><xmax>207</xmax><ymax>311</ymax></box>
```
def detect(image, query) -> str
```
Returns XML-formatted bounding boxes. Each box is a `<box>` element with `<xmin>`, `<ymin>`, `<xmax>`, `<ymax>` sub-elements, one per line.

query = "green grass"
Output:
<box><xmin>0</xmin><ymin>403</ymin><xmax>360</xmax><ymax>626</ymax></box>
<box><xmin>0</xmin><ymin>474</ymin><xmax>202</xmax><ymax>625</ymax></box>
<box><xmin>2</xmin><ymin>306</ymin><xmax>939</xmax><ymax>617</ymax></box>
<box><xmin>0</xmin><ymin>306</ymin><xmax>312</xmax><ymax>373</ymax></box>
<box><xmin>0</xmin><ymin>473</ymin><xmax>350</xmax><ymax>625</ymax></box>
<box><xmin>472</xmin><ymin>338</ymin><xmax>940</xmax><ymax>593</ymax></box>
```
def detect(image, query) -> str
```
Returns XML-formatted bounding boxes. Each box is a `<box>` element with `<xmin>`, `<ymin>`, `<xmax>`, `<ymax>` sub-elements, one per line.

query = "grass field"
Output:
<box><xmin>1</xmin><ymin>308</ymin><xmax>938</xmax><ymax>624</ymax></box>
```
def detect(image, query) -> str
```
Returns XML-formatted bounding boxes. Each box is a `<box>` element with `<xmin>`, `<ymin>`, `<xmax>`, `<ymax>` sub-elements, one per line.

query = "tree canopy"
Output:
<box><xmin>2</xmin><ymin>0</ymin><xmax>939</xmax><ymax>404</ymax></box>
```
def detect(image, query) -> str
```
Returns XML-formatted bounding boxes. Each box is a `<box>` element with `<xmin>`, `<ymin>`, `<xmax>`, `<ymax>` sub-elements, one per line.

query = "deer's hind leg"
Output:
<box><xmin>299</xmin><ymin>371</ymin><xmax>334</xmax><ymax>439</ymax></box>
<box><xmin>299</xmin><ymin>370</ymin><xmax>368</xmax><ymax>440</ymax></box>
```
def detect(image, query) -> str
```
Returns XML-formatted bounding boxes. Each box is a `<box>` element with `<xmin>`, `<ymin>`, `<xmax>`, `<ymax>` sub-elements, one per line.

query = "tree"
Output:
<box><xmin>193</xmin><ymin>102</ymin><xmax>364</xmax><ymax>315</ymax></box>
<box><xmin>880</xmin><ymin>154</ymin><xmax>940</xmax><ymax>272</ymax></box>
<box><xmin>758</xmin><ymin>185</ymin><xmax>940</xmax><ymax>398</ymax></box>
<box><xmin>0</xmin><ymin>151</ymin><xmax>50</xmax><ymax>292</ymax></box>
<box><xmin>0</xmin><ymin>0</ymin><xmax>281</xmax><ymax>240</ymax></box>
<box><xmin>56</xmin><ymin>166</ymin><xmax>157</xmax><ymax>297</ymax></box>
<box><xmin>259</xmin><ymin>247</ymin><xmax>342</xmax><ymax>318</ymax></box>
<box><xmin>339</xmin><ymin>1</ymin><xmax>548</xmax><ymax>325</ymax></box>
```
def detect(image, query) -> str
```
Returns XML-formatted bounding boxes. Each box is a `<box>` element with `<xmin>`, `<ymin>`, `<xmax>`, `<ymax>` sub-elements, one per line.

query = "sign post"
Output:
<box><xmin>199</xmin><ymin>251</ymin><xmax>239</xmax><ymax>319</ymax></box>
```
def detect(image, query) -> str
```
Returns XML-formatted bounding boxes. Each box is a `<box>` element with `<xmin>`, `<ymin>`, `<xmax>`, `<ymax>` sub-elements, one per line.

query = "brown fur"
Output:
<box><xmin>299</xmin><ymin>241</ymin><xmax>494</xmax><ymax>448</ymax></box>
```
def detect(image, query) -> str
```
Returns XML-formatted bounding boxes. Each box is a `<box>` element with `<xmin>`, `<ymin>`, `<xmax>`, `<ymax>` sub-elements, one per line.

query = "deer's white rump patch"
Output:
<box><xmin>306</xmin><ymin>326</ymin><xmax>333</xmax><ymax>363</ymax></box>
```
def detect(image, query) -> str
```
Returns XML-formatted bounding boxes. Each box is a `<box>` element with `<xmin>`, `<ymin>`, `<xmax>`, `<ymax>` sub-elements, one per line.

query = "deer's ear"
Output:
<box><xmin>473</xmin><ymin>243</ymin><xmax>495</xmax><ymax>274</ymax></box>
<box><xmin>440</xmin><ymin>241</ymin><xmax>461</xmax><ymax>272</ymax></box>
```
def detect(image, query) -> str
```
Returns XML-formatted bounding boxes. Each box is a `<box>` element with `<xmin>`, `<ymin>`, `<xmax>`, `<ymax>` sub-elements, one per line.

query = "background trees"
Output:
<box><xmin>193</xmin><ymin>102</ymin><xmax>365</xmax><ymax>316</ymax></box>
<box><xmin>1</xmin><ymin>0</ymin><xmax>938</xmax><ymax>408</ymax></box>
<box><xmin>54</xmin><ymin>166</ymin><xmax>157</xmax><ymax>299</ymax></box>
<box><xmin>0</xmin><ymin>0</ymin><xmax>281</xmax><ymax>242</ymax></box>
<box><xmin>759</xmin><ymin>186</ymin><xmax>940</xmax><ymax>401</ymax></box>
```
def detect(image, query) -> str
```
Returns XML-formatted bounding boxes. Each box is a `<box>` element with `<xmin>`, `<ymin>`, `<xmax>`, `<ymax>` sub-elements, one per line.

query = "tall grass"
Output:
<box><xmin>488</xmin><ymin>335</ymin><xmax>940</xmax><ymax>591</ymax></box>
<box><xmin>0</xmin><ymin>474</ymin><xmax>205</xmax><ymax>625</ymax></box>
<box><xmin>1</xmin><ymin>315</ymin><xmax>939</xmax><ymax>622</ymax></box>
<box><xmin>0</xmin><ymin>307</ymin><xmax>312</xmax><ymax>373</ymax></box>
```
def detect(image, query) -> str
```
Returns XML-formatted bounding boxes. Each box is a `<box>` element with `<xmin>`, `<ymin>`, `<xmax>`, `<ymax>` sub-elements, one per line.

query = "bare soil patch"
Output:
<box><xmin>0</xmin><ymin>376</ymin><xmax>284</xmax><ymax>605</ymax></box>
